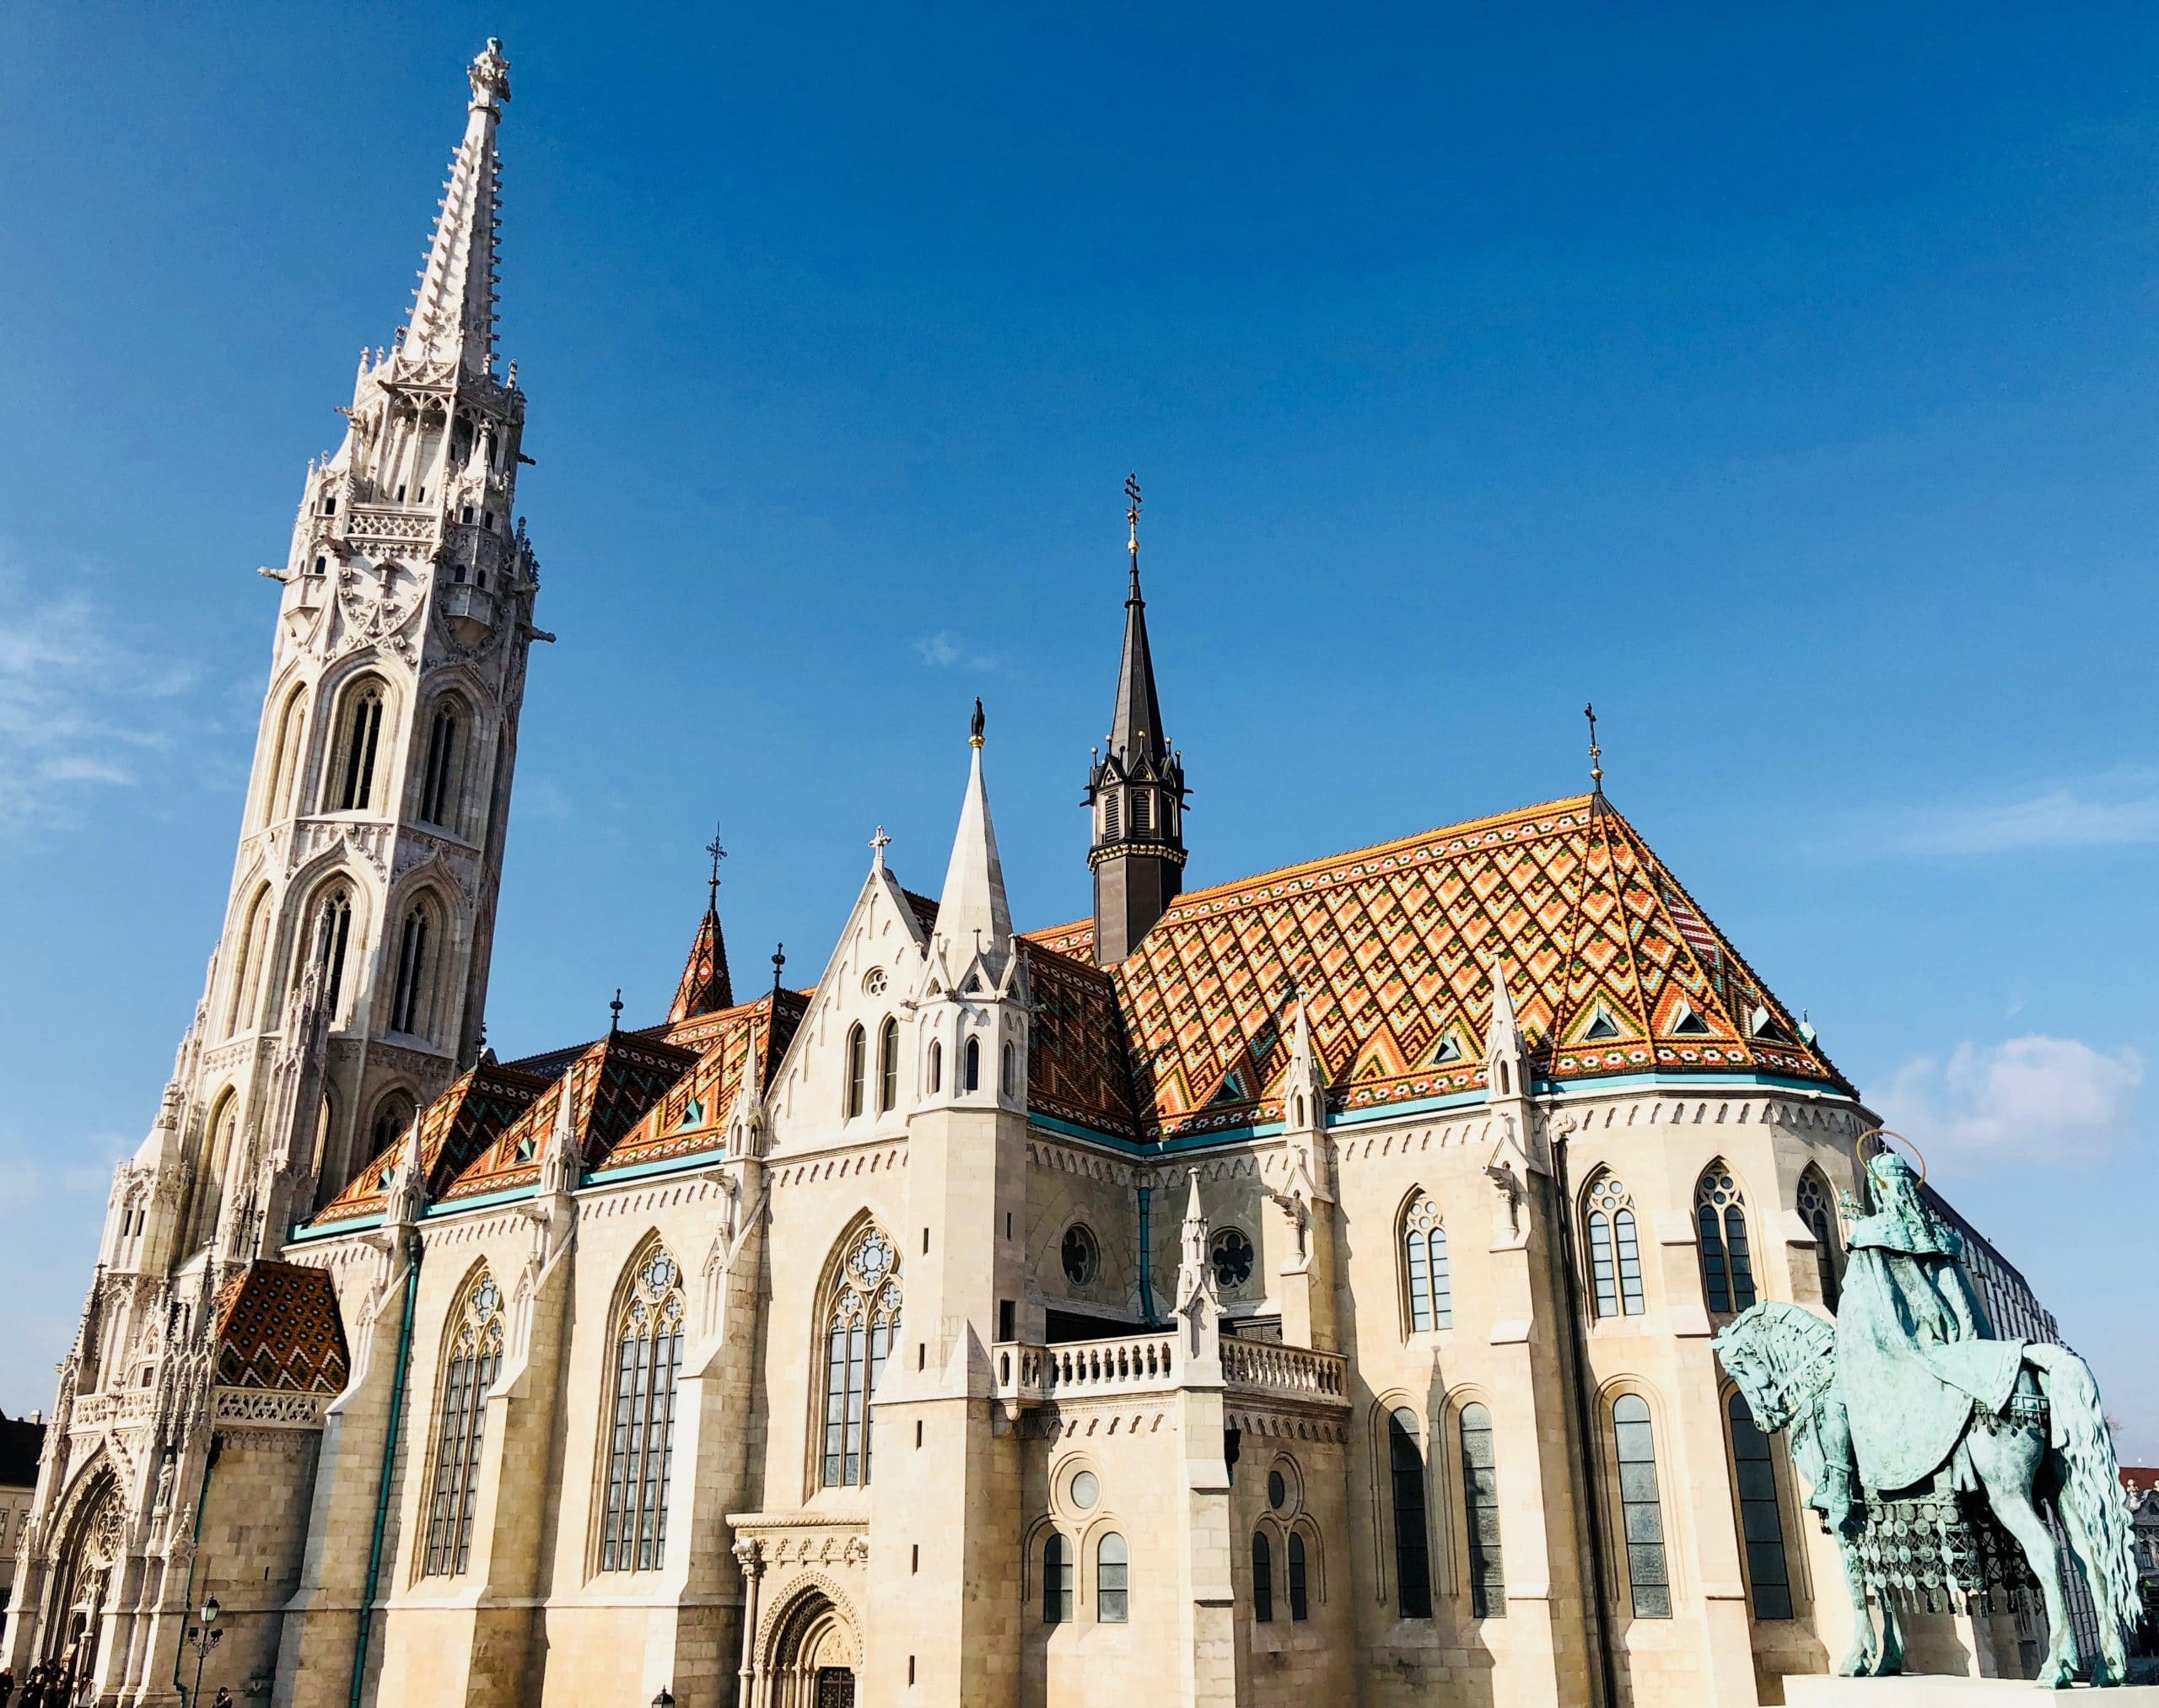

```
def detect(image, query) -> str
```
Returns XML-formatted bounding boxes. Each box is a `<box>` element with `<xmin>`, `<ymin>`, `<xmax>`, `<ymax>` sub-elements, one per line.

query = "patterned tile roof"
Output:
<box><xmin>1028</xmin><ymin>795</ymin><xmax>1845</xmax><ymax>1141</ymax></box>
<box><xmin>315</xmin><ymin>1058</ymin><xmax>548</xmax><ymax>1225</ymax></box>
<box><xmin>669</xmin><ymin>902</ymin><xmax>734</xmax><ymax>1023</ymax></box>
<box><xmin>1022</xmin><ymin>940</ymin><xmax>1141</xmax><ymax>1140</ymax></box>
<box><xmin>213</xmin><ymin>1260</ymin><xmax>350</xmax><ymax>1393</ymax></box>
<box><xmin>438</xmin><ymin>1029</ymin><xmax>699</xmax><ymax>1203</ymax></box>
<box><xmin>595</xmin><ymin>989</ymin><xmax>807</xmax><ymax>1176</ymax></box>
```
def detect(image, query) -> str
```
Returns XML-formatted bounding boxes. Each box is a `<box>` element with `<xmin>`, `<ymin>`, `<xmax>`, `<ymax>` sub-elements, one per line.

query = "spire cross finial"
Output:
<box><xmin>703</xmin><ymin>825</ymin><xmax>728</xmax><ymax>904</ymax></box>
<box><xmin>1124</xmin><ymin>472</ymin><xmax>1143</xmax><ymax>591</ymax></box>
<box><xmin>970</xmin><ymin>697</ymin><xmax>986</xmax><ymax>749</ymax></box>
<box><xmin>1585</xmin><ymin>702</ymin><xmax>1604</xmax><ymax>796</ymax></box>
<box><xmin>869</xmin><ymin>826</ymin><xmax>891</xmax><ymax>870</ymax></box>
<box><xmin>609</xmin><ymin>989</ymin><xmax>624</xmax><ymax>1036</ymax></box>
<box><xmin>771</xmin><ymin>943</ymin><xmax>786</xmax><ymax>996</ymax></box>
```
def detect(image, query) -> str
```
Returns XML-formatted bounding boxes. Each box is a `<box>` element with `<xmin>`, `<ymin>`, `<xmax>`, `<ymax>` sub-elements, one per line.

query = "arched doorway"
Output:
<box><xmin>764</xmin><ymin>1583</ymin><xmax>858</xmax><ymax>1708</ymax></box>
<box><xmin>43</xmin><ymin>1467</ymin><xmax>123</xmax><ymax>1695</ymax></box>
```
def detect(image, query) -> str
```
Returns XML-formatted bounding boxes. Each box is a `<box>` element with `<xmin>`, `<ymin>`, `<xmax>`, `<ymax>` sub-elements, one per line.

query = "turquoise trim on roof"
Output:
<box><xmin>587</xmin><ymin>1145</ymin><xmax>730</xmax><ymax>1186</ymax></box>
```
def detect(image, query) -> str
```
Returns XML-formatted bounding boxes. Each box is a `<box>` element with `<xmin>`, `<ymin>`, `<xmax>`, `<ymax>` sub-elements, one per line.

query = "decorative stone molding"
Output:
<box><xmin>213</xmin><ymin>1387</ymin><xmax>327</xmax><ymax>1429</ymax></box>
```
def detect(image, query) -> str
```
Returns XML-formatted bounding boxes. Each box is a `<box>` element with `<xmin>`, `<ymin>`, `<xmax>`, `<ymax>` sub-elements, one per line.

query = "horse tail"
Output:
<box><xmin>2026</xmin><ymin>1342</ymin><xmax>2142</xmax><ymax>1655</ymax></box>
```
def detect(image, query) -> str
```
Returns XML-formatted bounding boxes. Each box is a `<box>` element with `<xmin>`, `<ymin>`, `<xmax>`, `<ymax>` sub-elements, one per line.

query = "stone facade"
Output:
<box><xmin>4</xmin><ymin>37</ymin><xmax>2092</xmax><ymax>1708</ymax></box>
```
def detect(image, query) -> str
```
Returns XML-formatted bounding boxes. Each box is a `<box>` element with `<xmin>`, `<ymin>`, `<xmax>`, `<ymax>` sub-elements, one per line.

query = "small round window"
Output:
<box><xmin>862</xmin><ymin>967</ymin><xmax>887</xmax><ymax>995</ymax></box>
<box><xmin>1060</xmin><ymin>1223</ymin><xmax>1100</xmax><ymax>1287</ymax></box>
<box><xmin>1069</xmin><ymin>1469</ymin><xmax>1100</xmax><ymax>1510</ymax></box>
<box><xmin>1267</xmin><ymin>1468</ymin><xmax>1287</xmax><ymax>1511</ymax></box>
<box><xmin>1209</xmin><ymin>1226</ymin><xmax>1255</xmax><ymax>1290</ymax></box>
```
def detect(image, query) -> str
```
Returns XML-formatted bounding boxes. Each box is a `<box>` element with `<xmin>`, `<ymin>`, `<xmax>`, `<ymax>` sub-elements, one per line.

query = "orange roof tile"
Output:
<box><xmin>213</xmin><ymin>1260</ymin><xmax>349</xmax><ymax>1393</ymax></box>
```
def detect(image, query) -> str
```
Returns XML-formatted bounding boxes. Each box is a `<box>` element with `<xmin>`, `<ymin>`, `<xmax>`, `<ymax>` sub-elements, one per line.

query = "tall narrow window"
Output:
<box><xmin>335</xmin><ymin>683</ymin><xmax>385</xmax><ymax>811</ymax></box>
<box><xmin>1697</xmin><ymin>1166</ymin><xmax>1757</xmax><ymax>1313</ymax></box>
<box><xmin>599</xmin><ymin>1247</ymin><xmax>685</xmax><ymax>1571</ymax></box>
<box><xmin>1460</xmin><ymin>1403</ymin><xmax>1505</xmax><ymax>1618</ymax></box>
<box><xmin>1133</xmin><ymin>791</ymin><xmax>1152</xmax><ymax>834</ymax></box>
<box><xmin>1103</xmin><ymin>795</ymin><xmax>1120</xmax><ymax>840</ymax></box>
<box><xmin>1042</xmin><ymin>1533</ymin><xmax>1072</xmax><ymax>1624</ymax></box>
<box><xmin>1797</xmin><ymin>1171</ymin><xmax>1842</xmax><ymax>1311</ymax></box>
<box><xmin>927</xmin><ymin>1039</ymin><xmax>942</xmax><ymax>1094</ymax></box>
<box><xmin>423</xmin><ymin>1272</ymin><xmax>503</xmax><ymax>1576</ymax></box>
<box><xmin>963</xmin><ymin>1036</ymin><xmax>981</xmax><ymax>1092</ymax></box>
<box><xmin>821</xmin><ymin>1226</ymin><xmax>902</xmax><ymax>1488</ymax></box>
<box><xmin>420</xmin><ymin>703</ymin><xmax>460</xmax><ymax>827</ymax></box>
<box><xmin>224</xmin><ymin>886</ymin><xmax>273</xmax><ymax>1037</ymax></box>
<box><xmin>390</xmin><ymin>904</ymin><xmax>430</xmax><ymax>1035</ymax></box>
<box><xmin>1387</xmin><ymin>1409</ymin><xmax>1432</xmax><ymax>1619</ymax></box>
<box><xmin>1612</xmin><ymin>1395</ymin><xmax>1671</xmax><ymax>1618</ymax></box>
<box><xmin>369</xmin><ymin>1092</ymin><xmax>416</xmax><ymax>1163</ymax></box>
<box><xmin>1096</xmin><ymin>1532</ymin><xmax>1128</xmax><ymax>1623</ymax></box>
<box><xmin>312</xmin><ymin>886</ymin><xmax>354</xmax><ymax>1016</ymax></box>
<box><xmin>843</xmin><ymin>1024</ymin><xmax>866</xmax><ymax>1118</ymax></box>
<box><xmin>1252</xmin><ymin>1532</ymin><xmax>1274</xmax><ymax>1623</ymax></box>
<box><xmin>1402</xmin><ymin>1195</ymin><xmax>1452</xmax><ymax>1332</ymax></box>
<box><xmin>1585</xmin><ymin>1174</ymin><xmax>1645</xmax><ymax>1317</ymax></box>
<box><xmin>265</xmin><ymin>688</ymin><xmax>308</xmax><ymax>824</ymax></box>
<box><xmin>877</xmin><ymin>1016</ymin><xmax>899</xmax><ymax>1112</ymax></box>
<box><xmin>1287</xmin><ymin>1533</ymin><xmax>1310</xmax><ymax>1621</ymax></box>
<box><xmin>1728</xmin><ymin>1392</ymin><xmax>1793</xmax><ymax>1619</ymax></box>
<box><xmin>1001</xmin><ymin>1040</ymin><xmax>1015</xmax><ymax>1095</ymax></box>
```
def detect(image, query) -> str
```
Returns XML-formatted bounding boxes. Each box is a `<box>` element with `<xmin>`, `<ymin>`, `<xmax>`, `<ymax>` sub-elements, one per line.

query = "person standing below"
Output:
<box><xmin>0</xmin><ymin>1662</ymin><xmax>16</xmax><ymax>1708</ymax></box>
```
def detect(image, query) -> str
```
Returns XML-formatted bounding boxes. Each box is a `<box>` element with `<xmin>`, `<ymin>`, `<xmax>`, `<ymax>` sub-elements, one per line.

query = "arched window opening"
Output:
<box><xmin>1726</xmin><ymin>1391</ymin><xmax>1793</xmax><ymax>1619</ymax></box>
<box><xmin>423</xmin><ymin>1270</ymin><xmax>503</xmax><ymax>1576</ymax></box>
<box><xmin>1497</xmin><ymin>1059</ymin><xmax>1511</xmax><ymax>1095</ymax></box>
<box><xmin>599</xmin><ymin>1246</ymin><xmax>685</xmax><ymax>1571</ymax></box>
<box><xmin>1133</xmin><ymin>790</ymin><xmax>1152</xmax><ymax>835</ymax></box>
<box><xmin>1287</xmin><ymin>1532</ymin><xmax>1310</xmax><ymax>1621</ymax></box>
<box><xmin>1612</xmin><ymin>1395</ymin><xmax>1671</xmax><ymax>1619</ymax></box>
<box><xmin>1096</xmin><ymin>1532</ymin><xmax>1128</xmax><ymax>1623</ymax></box>
<box><xmin>1585</xmin><ymin>1174</ymin><xmax>1645</xmax><ymax>1317</ymax></box>
<box><xmin>390</xmin><ymin>904</ymin><xmax>431</xmax><ymax>1035</ymax></box>
<box><xmin>333</xmin><ymin>682</ymin><xmax>385</xmax><ymax>812</ymax></box>
<box><xmin>311</xmin><ymin>886</ymin><xmax>354</xmax><ymax>1017</ymax></box>
<box><xmin>877</xmin><ymin>1016</ymin><xmax>900</xmax><ymax>1113</ymax></box>
<box><xmin>843</xmin><ymin>1024</ymin><xmax>866</xmax><ymax>1119</ymax></box>
<box><xmin>927</xmin><ymin>1039</ymin><xmax>942</xmax><ymax>1095</ymax></box>
<box><xmin>1797</xmin><ymin>1170</ymin><xmax>1843</xmax><ymax>1311</ymax></box>
<box><xmin>1460</xmin><ymin>1402</ymin><xmax>1505</xmax><ymax>1618</ymax></box>
<box><xmin>1251</xmin><ymin>1531</ymin><xmax>1273</xmax><ymax>1623</ymax></box>
<box><xmin>265</xmin><ymin>688</ymin><xmax>308</xmax><ymax>825</ymax></box>
<box><xmin>188</xmin><ymin>1094</ymin><xmax>241</xmax><ymax>1253</ymax></box>
<box><xmin>963</xmin><ymin>1036</ymin><xmax>981</xmax><ymax>1092</ymax></box>
<box><xmin>821</xmin><ymin>1226</ymin><xmax>902</xmax><ymax>1488</ymax></box>
<box><xmin>224</xmin><ymin>886</ymin><xmax>273</xmax><ymax>1037</ymax></box>
<box><xmin>369</xmin><ymin>1092</ymin><xmax>416</xmax><ymax>1163</ymax></box>
<box><xmin>420</xmin><ymin>702</ymin><xmax>462</xmax><ymax>828</ymax></box>
<box><xmin>1402</xmin><ymin>1195</ymin><xmax>1452</xmax><ymax>1333</ymax></box>
<box><xmin>1386</xmin><ymin>1409</ymin><xmax>1432</xmax><ymax>1619</ymax></box>
<box><xmin>1001</xmin><ymin>1040</ymin><xmax>1015</xmax><ymax>1096</ymax></box>
<box><xmin>1696</xmin><ymin>1167</ymin><xmax>1757</xmax><ymax>1314</ymax></box>
<box><xmin>1042</xmin><ymin>1533</ymin><xmax>1071</xmax><ymax>1624</ymax></box>
<box><xmin>1103</xmin><ymin>795</ymin><xmax>1120</xmax><ymax>840</ymax></box>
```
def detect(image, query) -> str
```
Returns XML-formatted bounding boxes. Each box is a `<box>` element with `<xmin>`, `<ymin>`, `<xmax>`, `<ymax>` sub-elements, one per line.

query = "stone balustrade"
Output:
<box><xmin>1219</xmin><ymin>1337</ymin><xmax>1349</xmax><ymax>1399</ymax></box>
<box><xmin>991</xmin><ymin>1326</ymin><xmax>1349</xmax><ymax>1408</ymax></box>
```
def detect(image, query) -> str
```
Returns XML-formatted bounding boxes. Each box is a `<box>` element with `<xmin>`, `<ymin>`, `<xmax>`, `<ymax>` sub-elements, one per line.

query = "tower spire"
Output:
<box><xmin>935</xmin><ymin>701</ymin><xmax>1013</xmax><ymax>956</ymax></box>
<box><xmin>1086</xmin><ymin>474</ymin><xmax>1187</xmax><ymax>964</ymax></box>
<box><xmin>396</xmin><ymin>38</ymin><xmax>511</xmax><ymax>381</ymax></box>
<box><xmin>669</xmin><ymin>827</ymin><xmax>735</xmax><ymax>1023</ymax></box>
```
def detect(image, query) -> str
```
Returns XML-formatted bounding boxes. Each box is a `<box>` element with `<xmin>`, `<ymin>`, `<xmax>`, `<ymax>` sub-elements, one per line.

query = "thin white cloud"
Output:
<box><xmin>1878</xmin><ymin>1035</ymin><xmax>2144</xmax><ymax>1170</ymax></box>
<box><xmin>914</xmin><ymin>630</ymin><xmax>995</xmax><ymax>671</ymax></box>
<box><xmin>1866</xmin><ymin>780</ymin><xmax>2159</xmax><ymax>859</ymax></box>
<box><xmin>0</xmin><ymin>560</ymin><xmax>201</xmax><ymax>832</ymax></box>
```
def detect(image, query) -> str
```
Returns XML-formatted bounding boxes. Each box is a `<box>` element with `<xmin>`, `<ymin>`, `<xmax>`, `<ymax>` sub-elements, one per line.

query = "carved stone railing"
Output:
<box><xmin>72</xmin><ymin>1390</ymin><xmax>154</xmax><ymax>1431</ymax></box>
<box><xmin>1220</xmin><ymin>1339</ymin><xmax>1348</xmax><ymax>1401</ymax></box>
<box><xmin>993</xmin><ymin>1331</ymin><xmax>1182</xmax><ymax>1404</ymax></box>
<box><xmin>213</xmin><ymin>1387</ymin><xmax>328</xmax><ymax>1429</ymax></box>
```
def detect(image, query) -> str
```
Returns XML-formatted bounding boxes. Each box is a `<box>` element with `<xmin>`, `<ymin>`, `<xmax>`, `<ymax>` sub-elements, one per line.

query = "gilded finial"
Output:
<box><xmin>1585</xmin><ymin>702</ymin><xmax>1604</xmax><ymax>798</ymax></box>
<box><xmin>1124</xmin><ymin>472</ymin><xmax>1143</xmax><ymax>595</ymax></box>
<box><xmin>703</xmin><ymin>825</ymin><xmax>728</xmax><ymax>907</ymax></box>
<box><xmin>970</xmin><ymin>697</ymin><xmax>986</xmax><ymax>749</ymax></box>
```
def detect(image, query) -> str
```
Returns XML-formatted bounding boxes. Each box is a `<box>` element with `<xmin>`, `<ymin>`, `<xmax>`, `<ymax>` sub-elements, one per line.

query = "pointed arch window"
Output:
<box><xmin>963</xmin><ymin>1036</ymin><xmax>981</xmax><ymax>1093</ymax></box>
<box><xmin>1401</xmin><ymin>1195</ymin><xmax>1452</xmax><ymax>1333</ymax></box>
<box><xmin>877</xmin><ymin>1017</ymin><xmax>899</xmax><ymax>1113</ymax></box>
<box><xmin>1611</xmin><ymin>1395</ymin><xmax>1671</xmax><ymax>1618</ymax></box>
<box><xmin>1585</xmin><ymin>1174</ymin><xmax>1645</xmax><ymax>1317</ymax></box>
<box><xmin>1287</xmin><ymin>1532</ymin><xmax>1310</xmax><ymax>1621</ymax></box>
<box><xmin>390</xmin><ymin>903</ymin><xmax>432</xmax><ymax>1035</ymax></box>
<box><xmin>1251</xmin><ymin>1531</ymin><xmax>1274</xmax><ymax>1622</ymax></box>
<box><xmin>369</xmin><ymin>1092</ymin><xmax>416</xmax><ymax>1164</ymax></box>
<box><xmin>927</xmin><ymin>1039</ymin><xmax>942</xmax><ymax>1095</ymax></box>
<box><xmin>843</xmin><ymin>1024</ymin><xmax>866</xmax><ymax>1119</ymax></box>
<box><xmin>423</xmin><ymin>1272</ymin><xmax>503</xmax><ymax>1576</ymax></box>
<box><xmin>1797</xmin><ymin>1170</ymin><xmax>1842</xmax><ymax>1311</ymax></box>
<box><xmin>224</xmin><ymin>886</ymin><xmax>273</xmax><ymax>1037</ymax></box>
<box><xmin>1696</xmin><ymin>1166</ymin><xmax>1757</xmax><ymax>1314</ymax></box>
<box><xmin>821</xmin><ymin>1226</ymin><xmax>902</xmax><ymax>1488</ymax></box>
<box><xmin>600</xmin><ymin>1246</ymin><xmax>685</xmax><ymax>1572</ymax></box>
<box><xmin>312</xmin><ymin>886</ymin><xmax>354</xmax><ymax>1016</ymax></box>
<box><xmin>333</xmin><ymin>682</ymin><xmax>385</xmax><ymax>811</ymax></box>
<box><xmin>265</xmin><ymin>687</ymin><xmax>309</xmax><ymax>825</ymax></box>
<box><xmin>1042</xmin><ymin>1532</ymin><xmax>1071</xmax><ymax>1624</ymax></box>
<box><xmin>1001</xmin><ymin>1040</ymin><xmax>1015</xmax><ymax>1096</ymax></box>
<box><xmin>1460</xmin><ymin>1402</ymin><xmax>1505</xmax><ymax>1618</ymax></box>
<box><xmin>1726</xmin><ymin>1391</ymin><xmax>1794</xmax><ymax>1619</ymax></box>
<box><xmin>1096</xmin><ymin>1532</ymin><xmax>1128</xmax><ymax>1622</ymax></box>
<box><xmin>1386</xmin><ymin>1409</ymin><xmax>1432</xmax><ymax>1619</ymax></box>
<box><xmin>419</xmin><ymin>702</ymin><xmax>462</xmax><ymax>828</ymax></box>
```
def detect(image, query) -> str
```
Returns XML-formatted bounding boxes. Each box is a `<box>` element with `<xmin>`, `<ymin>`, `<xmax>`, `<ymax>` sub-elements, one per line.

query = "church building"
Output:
<box><xmin>5</xmin><ymin>40</ymin><xmax>2070</xmax><ymax>1708</ymax></box>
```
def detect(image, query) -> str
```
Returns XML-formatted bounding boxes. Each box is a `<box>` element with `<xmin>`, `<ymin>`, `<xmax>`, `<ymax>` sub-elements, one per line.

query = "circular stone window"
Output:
<box><xmin>1209</xmin><ymin>1226</ymin><xmax>1255</xmax><ymax>1291</ymax></box>
<box><xmin>862</xmin><ymin>967</ymin><xmax>887</xmax><ymax>995</ymax></box>
<box><xmin>1060</xmin><ymin>1223</ymin><xmax>1101</xmax><ymax>1288</ymax></box>
<box><xmin>1267</xmin><ymin>1468</ymin><xmax>1288</xmax><ymax>1512</ymax></box>
<box><xmin>1069</xmin><ymin>1469</ymin><xmax>1100</xmax><ymax>1511</ymax></box>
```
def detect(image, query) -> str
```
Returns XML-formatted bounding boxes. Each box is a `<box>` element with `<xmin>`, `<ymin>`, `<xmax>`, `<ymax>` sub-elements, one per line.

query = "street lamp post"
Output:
<box><xmin>651</xmin><ymin>1690</ymin><xmax>676</xmax><ymax>1708</ymax></box>
<box><xmin>182</xmin><ymin>1594</ymin><xmax>222</xmax><ymax>1708</ymax></box>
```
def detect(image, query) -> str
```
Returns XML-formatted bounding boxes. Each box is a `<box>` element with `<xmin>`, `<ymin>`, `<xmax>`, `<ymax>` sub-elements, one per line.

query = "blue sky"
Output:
<box><xmin>2</xmin><ymin>3</ymin><xmax>2154</xmax><ymax>1448</ymax></box>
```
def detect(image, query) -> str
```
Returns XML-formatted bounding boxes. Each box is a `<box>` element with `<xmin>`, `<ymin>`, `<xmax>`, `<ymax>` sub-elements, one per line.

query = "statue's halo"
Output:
<box><xmin>1856</xmin><ymin>1124</ymin><xmax>1926</xmax><ymax>1183</ymax></box>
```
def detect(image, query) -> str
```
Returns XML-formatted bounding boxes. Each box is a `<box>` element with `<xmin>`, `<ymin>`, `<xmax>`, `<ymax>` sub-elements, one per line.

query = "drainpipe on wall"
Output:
<box><xmin>1549</xmin><ymin>1129</ymin><xmax>1618</xmax><ymax>1708</ymax></box>
<box><xmin>347</xmin><ymin>1239</ymin><xmax>421</xmax><ymax>1708</ymax></box>
<box><xmin>170</xmin><ymin>1434</ymin><xmax>221</xmax><ymax>1708</ymax></box>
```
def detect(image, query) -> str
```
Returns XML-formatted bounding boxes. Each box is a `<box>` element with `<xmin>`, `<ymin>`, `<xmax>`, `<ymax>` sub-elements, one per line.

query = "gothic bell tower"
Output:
<box><xmin>1085</xmin><ymin>476</ymin><xmax>1187</xmax><ymax>964</ymax></box>
<box><xmin>162</xmin><ymin>36</ymin><xmax>546</xmax><ymax>1256</ymax></box>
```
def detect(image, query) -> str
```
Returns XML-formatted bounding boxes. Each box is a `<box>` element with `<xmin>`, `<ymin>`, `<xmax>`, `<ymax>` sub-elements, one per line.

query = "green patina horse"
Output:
<box><xmin>1714</xmin><ymin>1153</ymin><xmax>2140</xmax><ymax>1688</ymax></box>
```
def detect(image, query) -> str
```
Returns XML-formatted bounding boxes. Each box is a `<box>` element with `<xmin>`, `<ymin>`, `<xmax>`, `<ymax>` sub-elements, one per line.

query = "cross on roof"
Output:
<box><xmin>704</xmin><ymin>824</ymin><xmax>728</xmax><ymax>902</ymax></box>
<box><xmin>869</xmin><ymin>825</ymin><xmax>891</xmax><ymax>869</ymax></box>
<box><xmin>1585</xmin><ymin>702</ymin><xmax>1605</xmax><ymax>796</ymax></box>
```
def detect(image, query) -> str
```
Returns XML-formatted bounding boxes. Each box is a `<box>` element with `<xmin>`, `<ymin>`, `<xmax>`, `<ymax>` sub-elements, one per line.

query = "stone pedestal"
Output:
<box><xmin>1786</xmin><ymin>1678</ymin><xmax>2159</xmax><ymax>1708</ymax></box>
